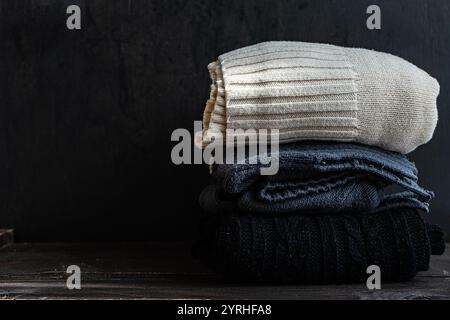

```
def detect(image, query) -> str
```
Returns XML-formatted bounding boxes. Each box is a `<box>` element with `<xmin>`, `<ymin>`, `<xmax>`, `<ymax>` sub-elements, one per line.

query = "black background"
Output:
<box><xmin>0</xmin><ymin>0</ymin><xmax>449</xmax><ymax>241</ymax></box>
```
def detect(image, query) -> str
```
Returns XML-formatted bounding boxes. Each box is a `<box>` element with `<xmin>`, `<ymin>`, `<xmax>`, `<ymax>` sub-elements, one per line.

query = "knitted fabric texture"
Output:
<box><xmin>193</xmin><ymin>203</ymin><xmax>444</xmax><ymax>284</ymax></box>
<box><xmin>201</xmin><ymin>41</ymin><xmax>439</xmax><ymax>154</ymax></box>
<box><xmin>202</xmin><ymin>179</ymin><xmax>382</xmax><ymax>215</ymax></box>
<box><xmin>211</xmin><ymin>142</ymin><xmax>432</xmax><ymax>213</ymax></box>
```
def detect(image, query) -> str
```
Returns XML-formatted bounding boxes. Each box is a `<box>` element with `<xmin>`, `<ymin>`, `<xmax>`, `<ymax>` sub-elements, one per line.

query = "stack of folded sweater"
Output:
<box><xmin>193</xmin><ymin>41</ymin><xmax>445</xmax><ymax>284</ymax></box>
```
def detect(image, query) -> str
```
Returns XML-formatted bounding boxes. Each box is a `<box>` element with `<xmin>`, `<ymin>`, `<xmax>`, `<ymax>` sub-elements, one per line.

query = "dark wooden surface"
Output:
<box><xmin>0</xmin><ymin>0</ymin><xmax>449</xmax><ymax>242</ymax></box>
<box><xmin>0</xmin><ymin>242</ymin><xmax>449</xmax><ymax>300</ymax></box>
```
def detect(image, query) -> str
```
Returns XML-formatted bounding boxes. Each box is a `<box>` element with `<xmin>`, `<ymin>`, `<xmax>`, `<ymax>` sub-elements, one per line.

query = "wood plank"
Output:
<box><xmin>0</xmin><ymin>243</ymin><xmax>449</xmax><ymax>300</ymax></box>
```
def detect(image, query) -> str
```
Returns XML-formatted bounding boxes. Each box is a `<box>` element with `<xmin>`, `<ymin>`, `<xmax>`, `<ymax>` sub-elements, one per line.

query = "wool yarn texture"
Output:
<box><xmin>201</xmin><ymin>41</ymin><xmax>439</xmax><ymax>154</ymax></box>
<box><xmin>210</xmin><ymin>142</ymin><xmax>432</xmax><ymax>214</ymax></box>
<box><xmin>193</xmin><ymin>195</ymin><xmax>445</xmax><ymax>284</ymax></box>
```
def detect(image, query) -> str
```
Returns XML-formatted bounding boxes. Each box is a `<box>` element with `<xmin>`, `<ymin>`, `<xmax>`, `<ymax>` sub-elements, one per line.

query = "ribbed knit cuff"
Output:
<box><xmin>426</xmin><ymin>224</ymin><xmax>446</xmax><ymax>255</ymax></box>
<box><xmin>202</xmin><ymin>42</ymin><xmax>359</xmax><ymax>146</ymax></box>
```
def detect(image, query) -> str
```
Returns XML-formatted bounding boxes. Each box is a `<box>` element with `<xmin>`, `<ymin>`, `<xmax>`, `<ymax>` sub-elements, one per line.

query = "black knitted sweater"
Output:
<box><xmin>193</xmin><ymin>207</ymin><xmax>445</xmax><ymax>284</ymax></box>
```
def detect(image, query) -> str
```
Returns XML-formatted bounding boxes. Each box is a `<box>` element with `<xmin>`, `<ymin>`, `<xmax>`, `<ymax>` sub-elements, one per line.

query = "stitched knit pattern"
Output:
<box><xmin>210</xmin><ymin>142</ymin><xmax>433</xmax><ymax>214</ymax></box>
<box><xmin>201</xmin><ymin>41</ymin><xmax>439</xmax><ymax>154</ymax></box>
<box><xmin>192</xmin><ymin>208</ymin><xmax>442</xmax><ymax>284</ymax></box>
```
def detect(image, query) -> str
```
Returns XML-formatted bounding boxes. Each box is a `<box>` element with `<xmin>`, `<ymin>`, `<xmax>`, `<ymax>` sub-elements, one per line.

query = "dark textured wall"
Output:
<box><xmin>0</xmin><ymin>0</ymin><xmax>449</xmax><ymax>241</ymax></box>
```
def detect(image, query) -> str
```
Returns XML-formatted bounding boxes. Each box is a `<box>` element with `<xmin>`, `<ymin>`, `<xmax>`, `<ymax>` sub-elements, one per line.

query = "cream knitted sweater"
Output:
<box><xmin>201</xmin><ymin>41</ymin><xmax>439</xmax><ymax>154</ymax></box>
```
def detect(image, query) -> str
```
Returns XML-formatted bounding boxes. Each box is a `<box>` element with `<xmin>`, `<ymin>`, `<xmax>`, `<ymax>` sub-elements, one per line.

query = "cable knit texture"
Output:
<box><xmin>211</xmin><ymin>142</ymin><xmax>433</xmax><ymax>214</ymax></box>
<box><xmin>193</xmin><ymin>207</ymin><xmax>443</xmax><ymax>284</ymax></box>
<box><xmin>202</xmin><ymin>41</ymin><xmax>439</xmax><ymax>154</ymax></box>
